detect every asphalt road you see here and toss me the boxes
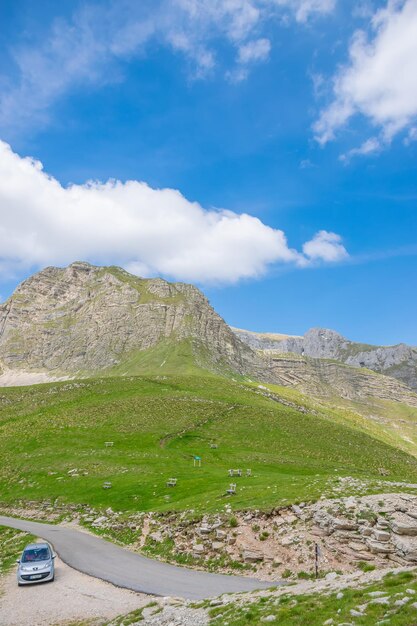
[0,515,273,600]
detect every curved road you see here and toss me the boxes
[0,516,273,600]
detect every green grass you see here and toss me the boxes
[253,380,417,458]
[208,569,417,625]
[0,525,35,576]
[1,374,417,514]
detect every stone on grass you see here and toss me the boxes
[370,597,390,605]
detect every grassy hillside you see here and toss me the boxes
[206,569,417,626]
[1,375,417,514]
[253,382,417,458]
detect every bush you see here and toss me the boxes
[358,561,376,573]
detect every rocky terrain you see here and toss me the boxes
[6,488,417,583]
[233,326,417,391]
[0,262,258,379]
[0,262,416,412]
[266,353,417,407]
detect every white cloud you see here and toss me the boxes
[0,0,336,133]
[314,0,417,146]
[273,0,336,23]
[404,126,417,145]
[302,230,348,262]
[0,141,347,284]
[339,136,381,162]
[238,38,271,63]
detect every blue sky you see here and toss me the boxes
[0,0,416,345]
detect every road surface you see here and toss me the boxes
[0,515,273,600]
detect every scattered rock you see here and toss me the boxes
[242,549,264,563]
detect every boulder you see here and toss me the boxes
[367,539,394,554]
[373,529,391,542]
[392,536,417,562]
[390,513,417,536]
[332,519,358,531]
[192,544,205,555]
[242,549,264,562]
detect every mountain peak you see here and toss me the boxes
[0,262,254,378]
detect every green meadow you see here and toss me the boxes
[206,569,417,626]
[1,374,417,514]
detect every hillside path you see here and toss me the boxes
[0,515,271,600]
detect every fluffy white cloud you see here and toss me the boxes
[0,0,336,133]
[314,0,417,146]
[0,141,347,284]
[302,230,348,262]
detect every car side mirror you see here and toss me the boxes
[52,554,56,559]
[16,559,20,564]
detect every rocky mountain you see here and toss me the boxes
[0,262,416,412]
[233,326,417,391]
[0,262,258,379]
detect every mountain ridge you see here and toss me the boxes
[0,262,416,413]
[232,326,417,391]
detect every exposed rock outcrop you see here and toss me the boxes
[233,327,417,391]
[0,262,258,377]
[266,353,417,407]
[1,262,416,411]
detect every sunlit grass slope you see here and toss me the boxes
[1,375,417,514]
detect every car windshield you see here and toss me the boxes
[21,547,50,563]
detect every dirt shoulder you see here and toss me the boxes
[0,556,147,626]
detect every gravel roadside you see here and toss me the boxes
[0,556,148,626]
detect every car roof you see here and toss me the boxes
[23,543,50,550]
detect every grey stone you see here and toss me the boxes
[242,549,264,562]
[390,513,417,536]
[367,539,394,554]
[373,530,391,542]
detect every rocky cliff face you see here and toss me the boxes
[265,352,417,407]
[1,262,416,411]
[233,327,417,391]
[0,262,257,377]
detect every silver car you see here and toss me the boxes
[16,542,56,585]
